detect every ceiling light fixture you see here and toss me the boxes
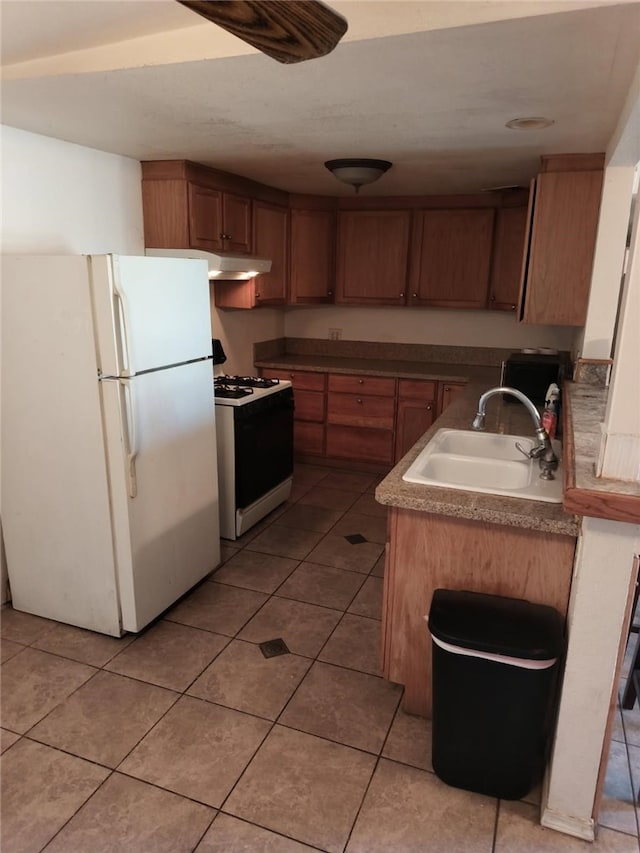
[324,158,392,193]
[506,117,555,130]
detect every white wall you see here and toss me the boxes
[211,301,284,375]
[285,305,577,351]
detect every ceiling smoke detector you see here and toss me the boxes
[506,117,555,130]
[325,158,392,193]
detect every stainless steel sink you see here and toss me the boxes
[402,428,563,503]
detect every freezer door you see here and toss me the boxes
[101,359,220,631]
[90,254,213,376]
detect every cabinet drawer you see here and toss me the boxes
[398,379,437,400]
[294,422,325,456]
[327,393,395,430]
[329,374,396,397]
[262,368,326,392]
[295,390,326,422]
[326,425,394,464]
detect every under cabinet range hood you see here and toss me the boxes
[145,248,271,281]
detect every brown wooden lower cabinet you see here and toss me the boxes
[395,379,437,462]
[326,424,394,465]
[294,421,325,456]
[438,381,467,413]
[381,507,576,718]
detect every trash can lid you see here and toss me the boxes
[428,589,565,660]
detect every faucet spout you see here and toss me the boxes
[471,386,559,480]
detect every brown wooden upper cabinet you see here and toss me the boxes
[335,210,412,305]
[289,209,336,304]
[408,209,495,309]
[489,205,528,312]
[251,201,288,305]
[519,154,604,326]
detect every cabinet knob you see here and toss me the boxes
[426,404,432,410]
[358,379,364,384]
[357,398,363,404]
[255,293,261,298]
[412,293,418,298]
[444,386,450,391]
[399,292,405,298]
[490,295,496,302]
[289,373,294,379]
[510,304,516,310]
[327,290,333,296]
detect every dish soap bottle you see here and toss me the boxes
[542,383,560,440]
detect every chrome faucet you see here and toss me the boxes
[471,386,559,480]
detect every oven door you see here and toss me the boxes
[233,388,294,510]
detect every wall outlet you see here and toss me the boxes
[328,328,342,340]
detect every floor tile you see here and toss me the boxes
[321,471,378,492]
[289,481,314,502]
[244,525,324,561]
[1,728,20,752]
[0,637,25,663]
[44,772,214,853]
[33,622,135,667]
[306,532,384,574]
[0,738,109,853]
[382,707,433,772]
[330,511,388,545]
[29,670,178,767]
[105,620,228,691]
[280,661,401,752]
[496,800,638,851]
[599,740,638,836]
[346,757,496,852]
[166,582,268,636]
[225,725,376,853]
[319,613,383,676]
[212,549,299,593]
[348,576,384,620]
[371,554,385,577]
[612,706,626,743]
[196,813,316,852]
[120,695,270,807]
[0,607,57,644]
[274,502,344,532]
[623,702,640,748]
[276,561,366,610]
[0,647,95,733]
[292,464,332,487]
[628,742,640,799]
[188,638,311,719]
[350,491,389,518]
[220,542,240,564]
[298,485,360,512]
[239,596,342,658]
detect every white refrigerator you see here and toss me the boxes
[2,254,221,636]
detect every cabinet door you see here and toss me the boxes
[326,425,394,465]
[520,170,603,325]
[489,206,527,312]
[187,184,224,251]
[438,381,467,415]
[253,202,288,305]
[222,193,252,254]
[290,209,336,304]
[336,211,411,305]
[395,380,437,461]
[409,209,494,308]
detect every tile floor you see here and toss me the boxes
[1,462,639,852]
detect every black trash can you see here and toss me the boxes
[428,588,565,800]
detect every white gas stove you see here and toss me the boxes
[213,374,294,539]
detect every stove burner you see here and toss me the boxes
[214,383,254,399]
[220,375,280,389]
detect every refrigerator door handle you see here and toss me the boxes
[120,379,138,498]
[114,285,132,377]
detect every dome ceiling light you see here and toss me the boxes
[324,158,392,193]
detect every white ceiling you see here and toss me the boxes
[1,1,640,196]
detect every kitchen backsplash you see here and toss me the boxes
[253,337,564,367]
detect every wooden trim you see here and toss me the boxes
[517,177,537,322]
[289,193,338,210]
[336,193,505,211]
[593,555,640,821]
[541,153,605,173]
[562,385,640,524]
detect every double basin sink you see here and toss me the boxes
[402,428,563,503]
